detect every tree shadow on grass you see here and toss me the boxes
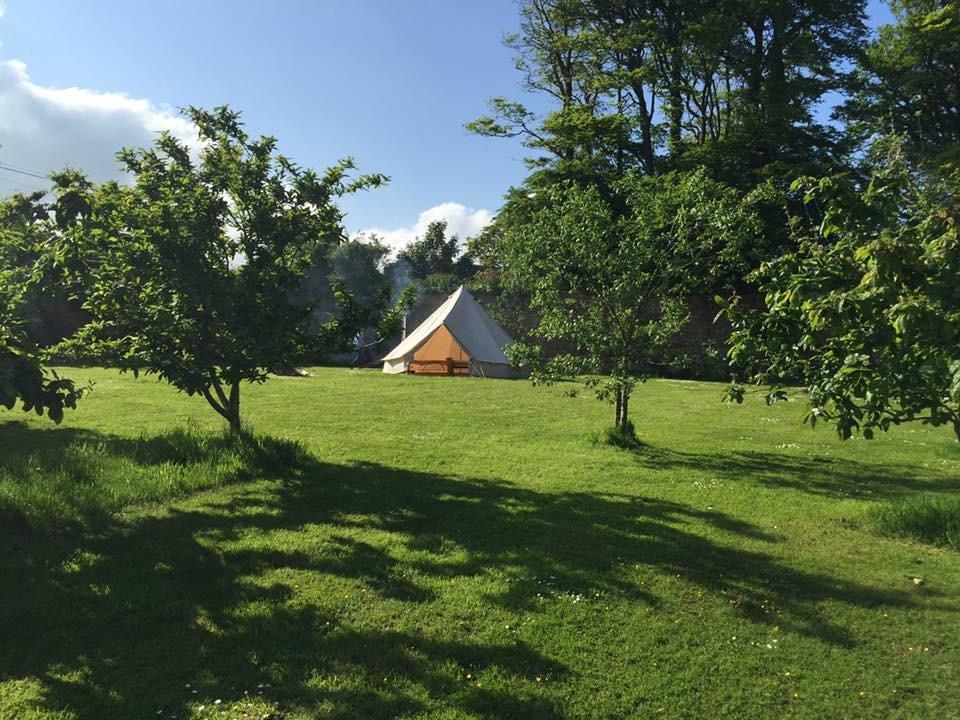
[628,441,960,499]
[263,461,936,646]
[0,426,946,718]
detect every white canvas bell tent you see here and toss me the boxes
[382,286,524,378]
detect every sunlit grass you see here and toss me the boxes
[1,367,959,719]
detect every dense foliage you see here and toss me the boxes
[726,143,960,440]
[296,235,416,353]
[466,0,960,444]
[0,325,82,424]
[722,1,960,443]
[468,0,867,187]
[0,193,84,422]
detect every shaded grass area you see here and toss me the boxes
[871,495,960,551]
[0,422,307,530]
[627,442,960,500]
[2,367,960,719]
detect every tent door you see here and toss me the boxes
[409,324,471,375]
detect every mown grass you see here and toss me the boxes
[0,424,307,530]
[1,367,959,719]
[872,495,960,551]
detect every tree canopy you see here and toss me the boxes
[396,220,476,295]
[468,0,867,187]
[503,169,761,437]
[465,0,960,447]
[841,1,960,168]
[723,3,960,443]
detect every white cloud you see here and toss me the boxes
[0,57,494,254]
[358,202,494,254]
[0,59,198,192]
[0,3,6,20]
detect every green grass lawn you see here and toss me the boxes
[2,367,959,719]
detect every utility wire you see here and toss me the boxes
[0,163,49,180]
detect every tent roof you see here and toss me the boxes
[382,286,514,365]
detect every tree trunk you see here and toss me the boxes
[613,388,631,434]
[631,78,656,174]
[668,52,683,157]
[766,17,786,132]
[953,418,960,443]
[747,20,764,108]
[202,380,242,434]
[665,12,685,159]
[619,390,630,434]
[227,381,241,434]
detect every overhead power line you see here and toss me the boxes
[0,163,49,180]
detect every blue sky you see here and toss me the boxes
[0,0,894,247]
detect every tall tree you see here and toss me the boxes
[467,0,642,183]
[469,0,868,187]
[690,0,867,183]
[840,0,960,168]
[329,237,393,307]
[51,106,386,433]
[396,220,475,293]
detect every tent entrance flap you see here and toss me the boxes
[409,324,470,375]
